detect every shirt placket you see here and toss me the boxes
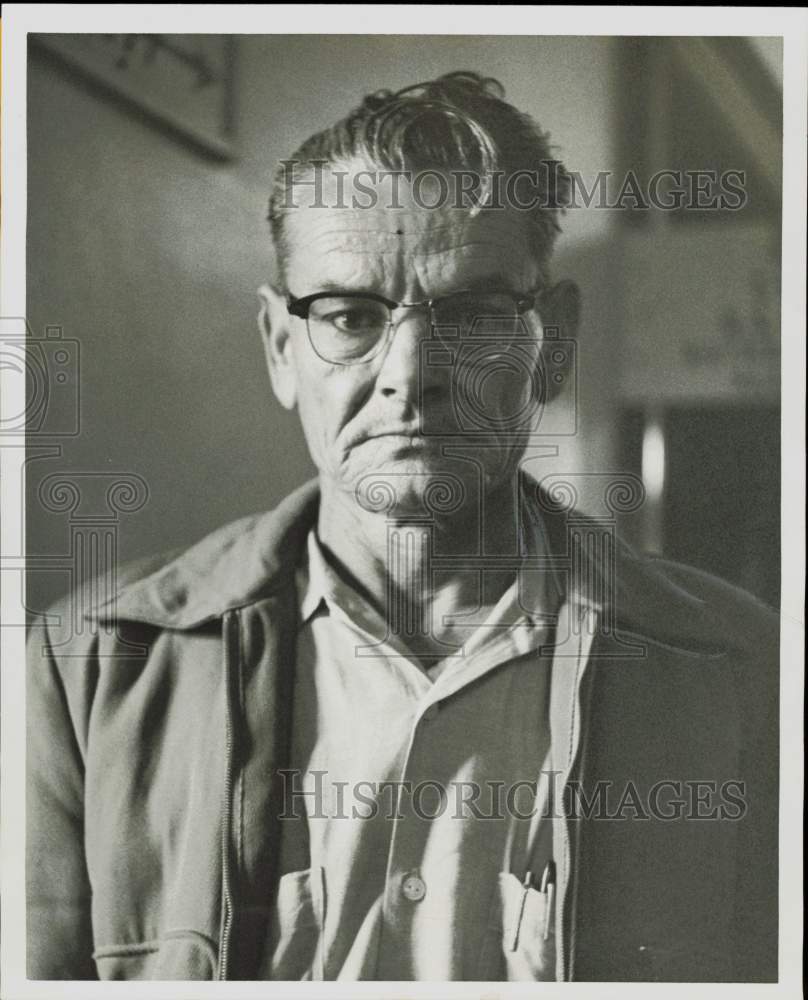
[375,693,446,980]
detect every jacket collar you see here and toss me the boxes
[90,480,321,630]
[89,476,749,656]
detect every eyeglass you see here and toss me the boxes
[286,288,539,365]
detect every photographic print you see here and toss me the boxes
[1,6,804,997]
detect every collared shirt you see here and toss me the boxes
[263,526,562,981]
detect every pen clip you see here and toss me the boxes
[540,860,556,941]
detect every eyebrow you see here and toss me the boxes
[467,273,523,293]
[305,274,524,298]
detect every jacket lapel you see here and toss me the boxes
[87,481,320,629]
[548,599,598,981]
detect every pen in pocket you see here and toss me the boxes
[540,859,556,941]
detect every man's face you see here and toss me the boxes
[261,166,547,515]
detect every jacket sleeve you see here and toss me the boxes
[27,615,98,979]
[731,631,779,982]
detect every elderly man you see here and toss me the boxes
[27,72,778,982]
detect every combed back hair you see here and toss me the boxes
[267,71,571,286]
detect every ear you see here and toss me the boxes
[257,284,297,410]
[536,279,582,403]
[537,279,581,338]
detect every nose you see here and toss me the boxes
[376,307,438,401]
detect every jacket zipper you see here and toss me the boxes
[218,609,241,980]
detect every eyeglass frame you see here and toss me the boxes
[285,287,541,366]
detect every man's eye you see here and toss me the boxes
[309,297,388,336]
[330,308,383,334]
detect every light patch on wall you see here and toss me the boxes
[642,417,666,503]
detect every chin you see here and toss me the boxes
[337,436,518,516]
[345,453,475,520]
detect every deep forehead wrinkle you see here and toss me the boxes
[283,203,537,297]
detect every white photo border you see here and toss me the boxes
[2,5,805,999]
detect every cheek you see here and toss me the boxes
[454,344,542,426]
[293,362,363,464]
[296,374,339,442]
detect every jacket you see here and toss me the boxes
[26,479,779,981]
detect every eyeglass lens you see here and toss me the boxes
[306,292,529,363]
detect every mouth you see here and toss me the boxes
[348,427,446,457]
[344,416,457,455]
[362,425,425,441]
[363,430,429,448]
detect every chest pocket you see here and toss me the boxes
[478,872,556,981]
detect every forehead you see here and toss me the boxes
[281,164,538,294]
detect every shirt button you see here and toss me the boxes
[422,703,439,722]
[401,872,427,902]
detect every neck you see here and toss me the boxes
[317,474,523,656]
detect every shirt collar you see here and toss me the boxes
[93,474,747,661]
[296,487,563,630]
[296,529,331,625]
